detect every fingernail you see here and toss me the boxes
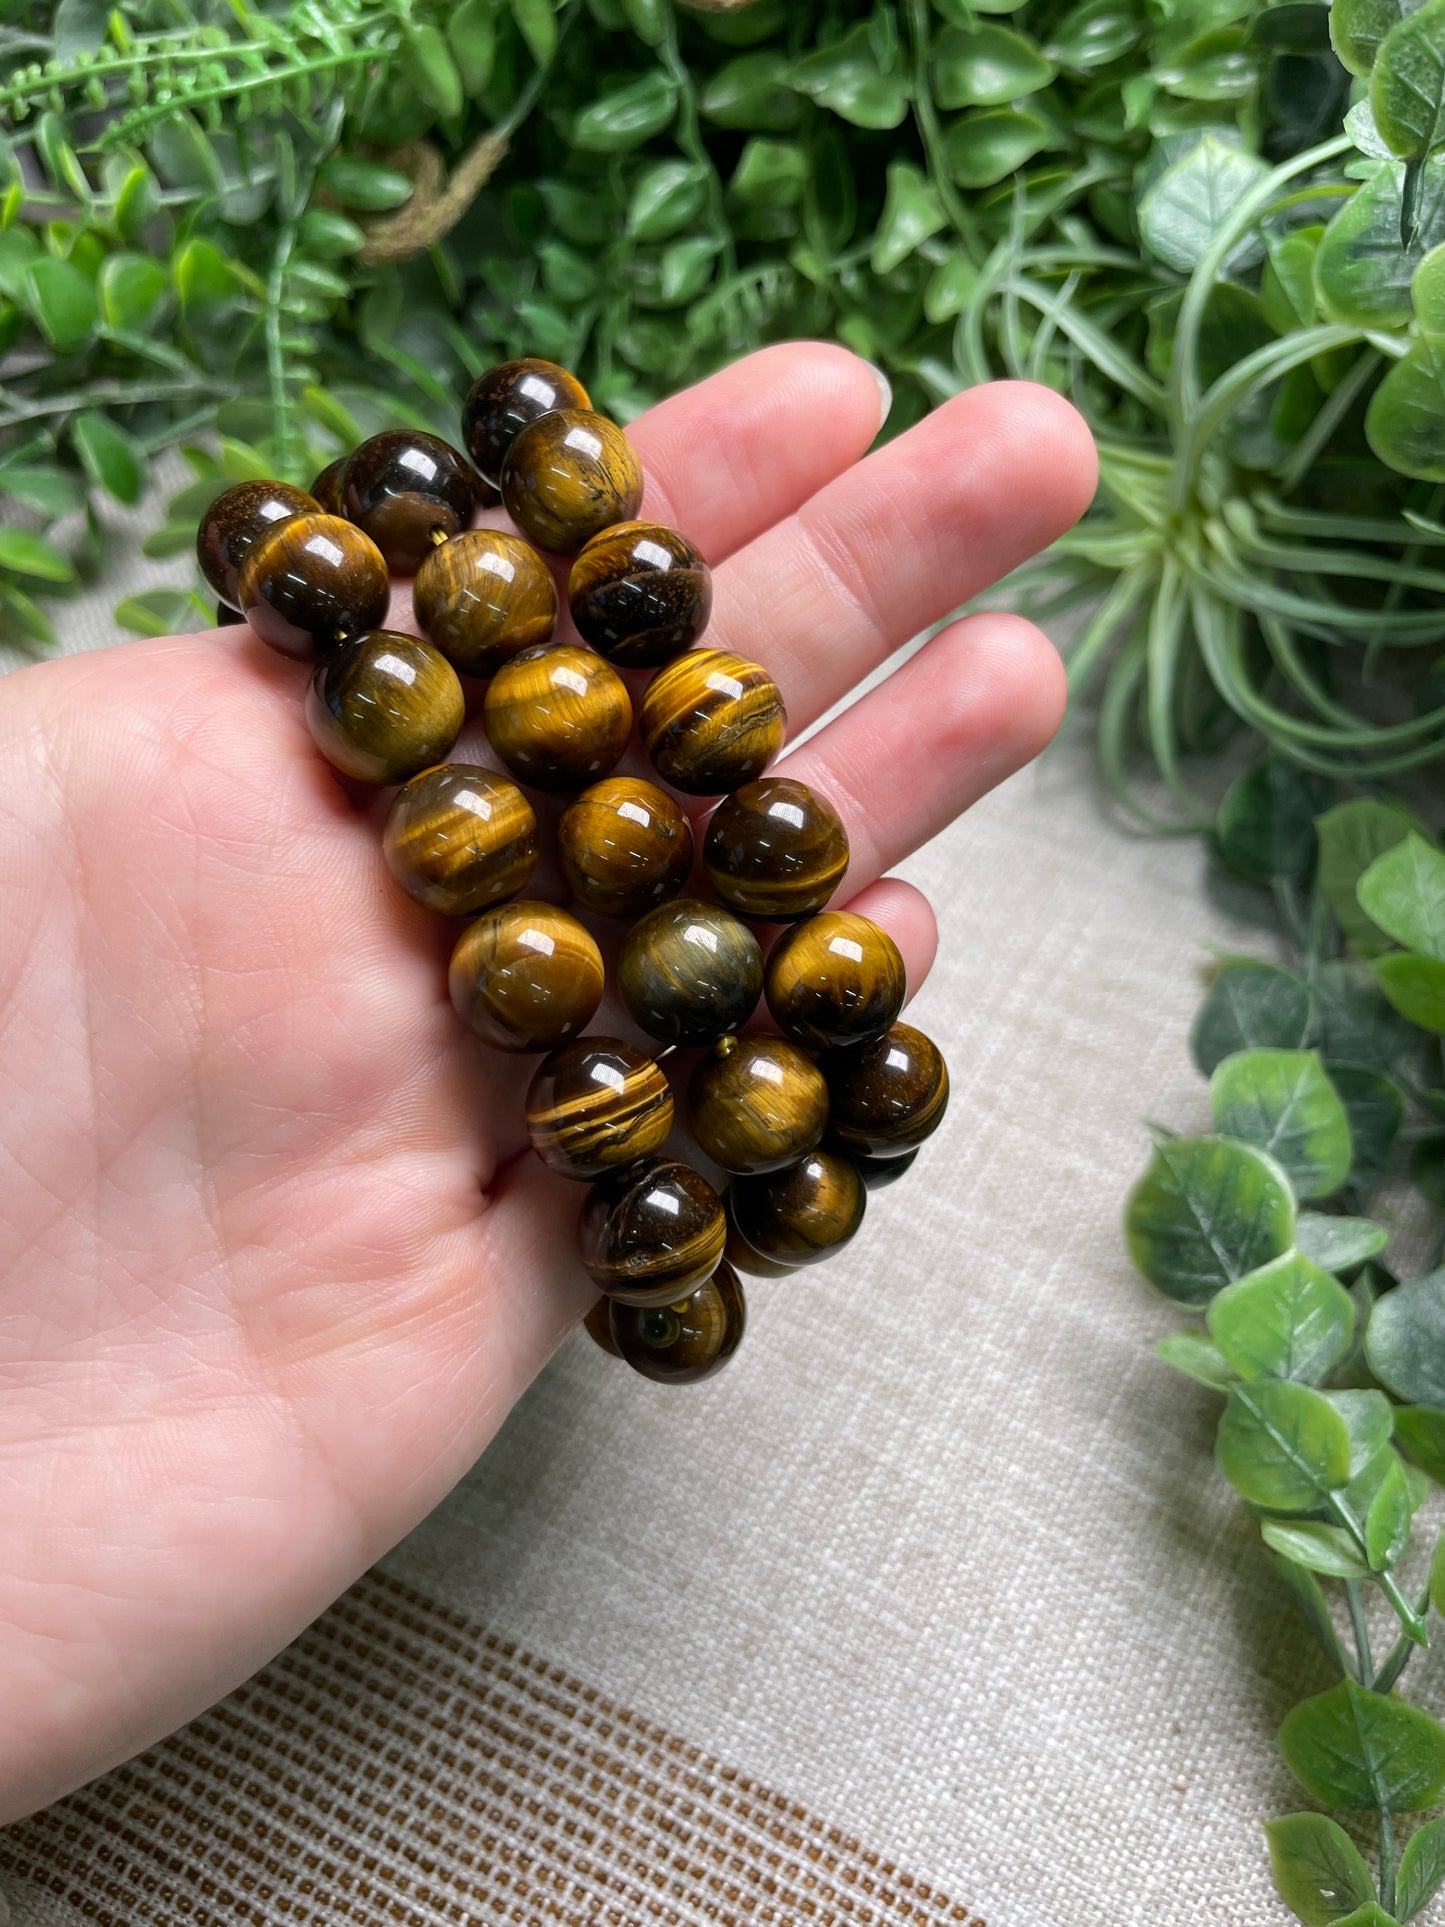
[864,359,893,431]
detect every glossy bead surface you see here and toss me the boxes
[723,1199,794,1278]
[341,430,478,574]
[704,778,849,922]
[556,776,694,919]
[619,899,762,1046]
[608,1263,746,1385]
[852,1146,921,1191]
[526,1038,674,1182]
[412,528,556,678]
[500,409,644,555]
[449,902,604,1052]
[765,911,906,1051]
[688,1034,829,1176]
[639,648,786,796]
[463,357,591,483]
[824,1022,950,1158]
[483,643,632,792]
[382,764,538,915]
[216,602,246,627]
[310,457,347,516]
[583,1296,623,1358]
[237,512,391,662]
[578,1158,727,1305]
[305,630,464,783]
[730,1149,865,1268]
[196,479,319,609]
[568,521,712,668]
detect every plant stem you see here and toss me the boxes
[1346,1580,1374,1685]
[904,0,983,265]
[1380,1801,1397,1917]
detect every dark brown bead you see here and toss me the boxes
[568,521,712,668]
[730,1149,865,1268]
[526,1037,674,1181]
[236,512,391,662]
[216,602,246,627]
[823,1022,950,1158]
[723,1198,794,1278]
[556,776,694,919]
[639,648,786,796]
[310,457,347,516]
[851,1146,921,1191]
[483,643,632,792]
[609,1263,746,1385]
[618,899,762,1046]
[688,1034,829,1176]
[583,1296,623,1358]
[449,902,604,1053]
[196,479,319,610]
[578,1158,726,1305]
[341,430,478,574]
[765,911,906,1052]
[305,630,464,783]
[463,357,591,484]
[382,764,538,915]
[501,409,644,555]
[704,778,849,922]
[412,529,557,678]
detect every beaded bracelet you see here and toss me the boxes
[196,357,950,1388]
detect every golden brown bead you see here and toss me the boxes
[449,902,604,1052]
[500,409,644,555]
[305,630,464,783]
[578,1158,727,1305]
[341,430,478,574]
[237,512,391,662]
[703,778,849,922]
[639,648,786,796]
[608,1263,746,1384]
[730,1149,866,1268]
[619,899,763,1046]
[583,1296,623,1358]
[526,1037,674,1181]
[688,1034,829,1176]
[310,457,347,516]
[852,1147,921,1191]
[463,357,591,483]
[765,911,906,1051]
[412,529,557,678]
[568,521,712,668]
[196,479,320,610]
[483,643,632,792]
[382,764,538,915]
[556,776,694,919]
[823,1022,950,1158]
[723,1198,794,1278]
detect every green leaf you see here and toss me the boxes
[0,464,83,519]
[574,73,677,151]
[1261,1520,1373,1578]
[174,239,240,329]
[1432,1527,1445,1615]
[1215,760,1319,881]
[925,252,980,323]
[97,252,169,334]
[1281,1678,1445,1811]
[1046,0,1141,70]
[1217,1378,1353,1509]
[1211,1050,1354,1200]
[1333,1906,1406,1926]
[114,588,204,638]
[297,210,366,260]
[112,164,159,242]
[1266,1812,1378,1925]
[1125,1135,1297,1306]
[1209,1249,1356,1381]
[23,256,97,352]
[1326,1067,1403,1190]
[871,161,946,274]
[0,529,75,582]
[701,53,802,130]
[1330,1389,1397,1479]
[730,137,807,208]
[1192,963,1315,1076]
[942,106,1053,187]
[790,25,911,129]
[1374,952,1445,1031]
[1316,158,1445,327]
[1368,321,1445,479]
[1366,1269,1445,1404]
[1157,1330,1238,1387]
[1270,1549,1358,1671]
[1372,0,1445,158]
[1318,801,1426,957]
[1314,962,1418,1072]
[402,22,464,119]
[1334,0,1426,74]
[1395,1405,1445,1483]
[933,23,1055,106]
[70,412,144,507]
[1357,832,1445,961]
[628,160,709,241]
[320,156,415,212]
[1366,1455,1413,1569]
[447,0,497,95]
[1137,133,1270,274]
[1296,1214,1389,1273]
[1396,1816,1445,1922]
[512,0,558,66]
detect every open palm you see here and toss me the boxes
[0,345,1094,1822]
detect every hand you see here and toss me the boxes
[0,345,1094,1820]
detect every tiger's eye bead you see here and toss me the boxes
[852,1146,921,1191]
[578,1158,727,1305]
[526,1037,673,1181]
[237,513,391,662]
[730,1148,865,1269]
[382,764,538,915]
[556,776,694,919]
[216,602,246,627]
[639,648,786,796]
[584,1296,623,1358]
[196,479,319,609]
[483,643,632,792]
[449,902,604,1052]
[413,529,557,678]
[765,911,906,1052]
[608,1263,746,1385]
[310,457,347,516]
[824,1022,950,1158]
[463,356,591,484]
[501,409,644,555]
[341,430,478,574]
[703,778,849,922]
[305,630,464,783]
[688,1034,829,1176]
[568,522,712,668]
[619,899,762,1046]
[724,1198,794,1278]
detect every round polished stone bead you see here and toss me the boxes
[823,1021,950,1158]
[309,457,347,516]
[851,1146,921,1191]
[568,521,712,668]
[237,512,391,661]
[723,1198,794,1278]
[412,528,557,678]
[382,764,538,915]
[765,910,906,1051]
[483,643,632,792]
[730,1148,865,1268]
[608,1262,746,1385]
[703,777,849,922]
[583,1296,623,1358]
[196,479,319,610]
[216,602,246,627]
[556,776,694,919]
[639,648,786,796]
[463,356,591,484]
[618,899,762,1046]
[500,409,644,555]
[578,1158,727,1305]
[688,1034,829,1176]
[526,1037,674,1181]
[305,630,464,784]
[449,901,604,1053]
[341,430,478,574]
